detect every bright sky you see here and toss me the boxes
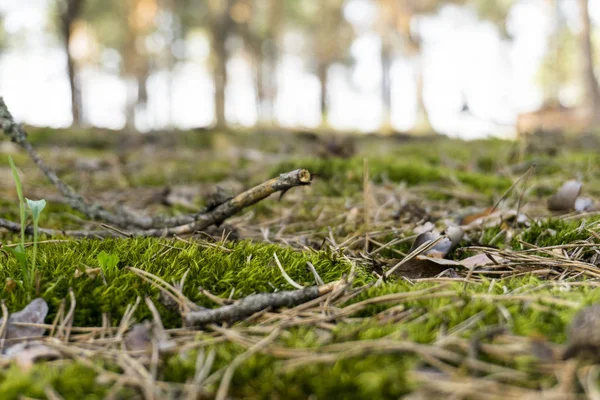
[0,0,596,138]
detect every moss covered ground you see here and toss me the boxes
[1,128,600,398]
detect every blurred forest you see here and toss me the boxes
[1,0,600,137]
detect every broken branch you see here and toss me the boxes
[185,282,338,327]
[0,168,311,237]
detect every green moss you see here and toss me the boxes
[514,217,600,249]
[0,238,369,327]
[272,153,512,197]
[4,129,600,397]
[0,362,114,399]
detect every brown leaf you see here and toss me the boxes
[460,207,494,225]
[548,180,582,212]
[459,253,505,269]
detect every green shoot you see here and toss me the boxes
[8,156,29,290]
[26,198,46,286]
[8,156,25,246]
[97,251,120,282]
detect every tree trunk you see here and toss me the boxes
[414,59,432,133]
[209,0,233,130]
[381,35,392,131]
[60,0,84,126]
[254,49,265,122]
[161,0,178,128]
[262,0,282,123]
[64,35,82,126]
[579,0,600,125]
[545,0,561,106]
[123,13,138,130]
[317,62,329,126]
[213,37,227,129]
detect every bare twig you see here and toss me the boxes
[185,282,338,327]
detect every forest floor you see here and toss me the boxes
[1,126,600,399]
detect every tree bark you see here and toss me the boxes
[60,0,84,126]
[579,0,600,125]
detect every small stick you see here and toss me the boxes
[185,282,338,326]
[0,169,312,237]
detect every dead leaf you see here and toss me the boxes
[459,253,504,269]
[0,298,48,342]
[387,256,462,279]
[461,207,494,225]
[124,322,152,351]
[413,221,435,235]
[548,180,582,212]
[409,227,463,258]
[575,197,594,212]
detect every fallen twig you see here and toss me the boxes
[185,282,338,327]
[0,166,312,238]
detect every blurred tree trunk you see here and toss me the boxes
[414,59,432,133]
[262,0,281,123]
[122,0,155,130]
[314,1,345,127]
[209,0,234,130]
[381,35,392,131]
[545,0,561,106]
[579,0,600,124]
[123,11,139,129]
[378,0,405,132]
[161,0,178,128]
[317,62,329,125]
[59,0,84,126]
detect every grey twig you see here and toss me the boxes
[185,282,337,326]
